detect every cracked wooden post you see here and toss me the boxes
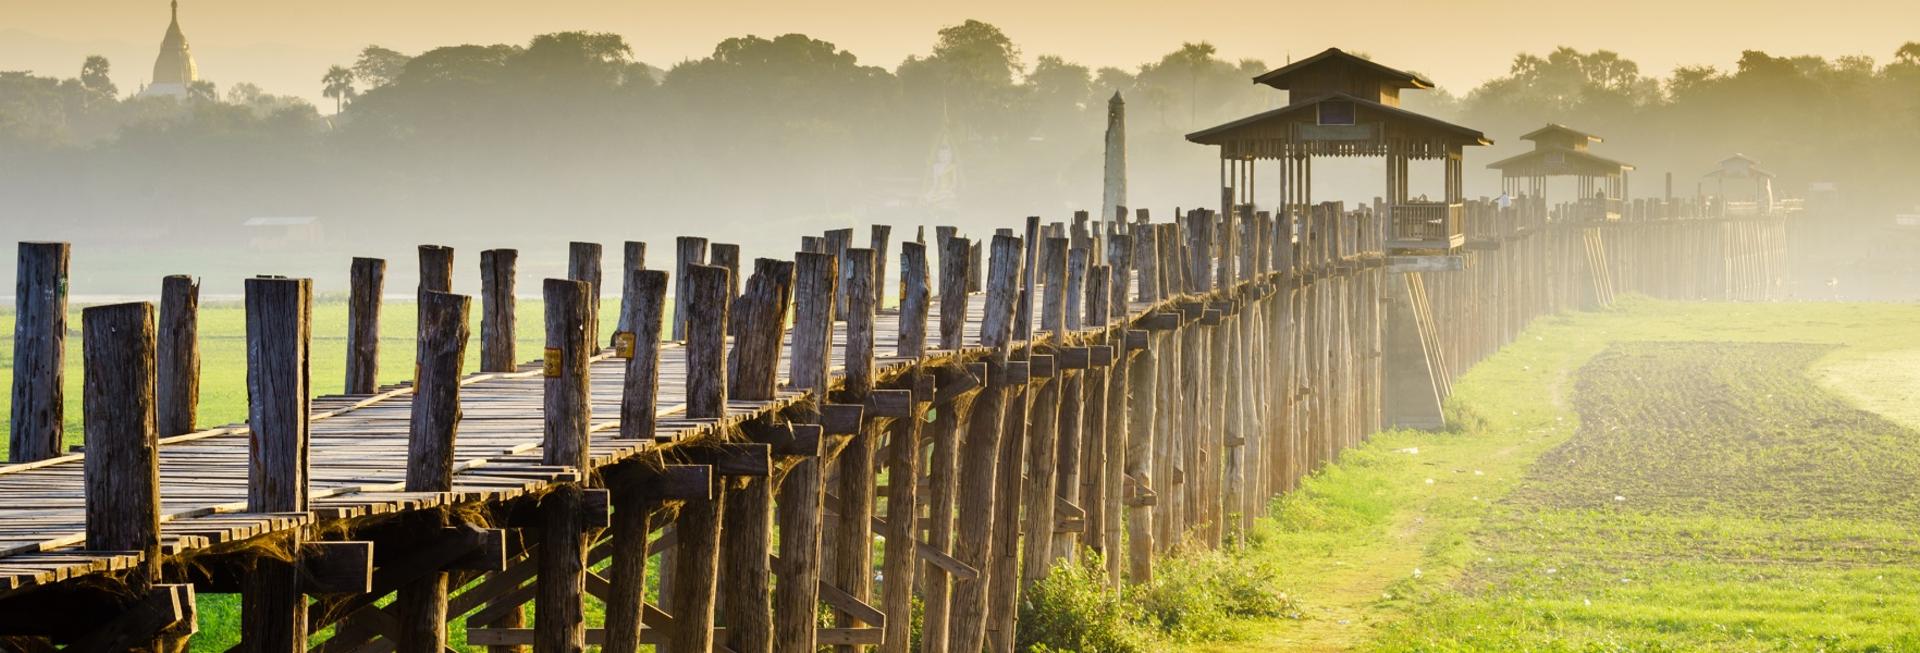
[83,300,189,652]
[776,251,836,653]
[710,243,742,309]
[537,278,590,653]
[671,264,732,653]
[604,269,668,653]
[834,248,879,653]
[947,234,1021,653]
[480,249,517,373]
[870,225,893,307]
[83,301,161,579]
[1080,265,1112,568]
[722,259,795,653]
[1126,325,1157,583]
[157,275,199,436]
[825,228,853,320]
[920,235,970,653]
[879,241,928,653]
[242,276,311,653]
[398,289,470,652]
[568,241,604,353]
[418,244,454,315]
[612,241,647,350]
[672,236,709,341]
[11,241,69,462]
[343,257,383,393]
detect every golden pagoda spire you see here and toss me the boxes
[142,0,198,96]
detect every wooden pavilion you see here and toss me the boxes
[1186,48,1492,253]
[1704,154,1777,215]
[1488,124,1634,221]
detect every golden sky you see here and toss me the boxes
[5,0,1916,102]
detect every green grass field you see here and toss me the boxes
[1186,298,1920,652]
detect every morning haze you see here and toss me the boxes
[2,0,1917,297]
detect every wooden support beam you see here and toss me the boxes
[619,269,669,440]
[65,584,193,653]
[478,249,517,373]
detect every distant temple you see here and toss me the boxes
[138,1,199,98]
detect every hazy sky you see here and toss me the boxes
[5,0,1917,104]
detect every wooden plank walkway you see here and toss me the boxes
[0,280,1137,594]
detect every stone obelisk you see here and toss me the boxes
[1101,92,1127,226]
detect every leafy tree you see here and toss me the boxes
[186,79,217,103]
[352,46,411,88]
[1896,42,1920,66]
[80,55,116,98]
[322,65,356,114]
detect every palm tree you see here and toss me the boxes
[322,65,356,115]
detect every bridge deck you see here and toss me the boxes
[0,284,1153,594]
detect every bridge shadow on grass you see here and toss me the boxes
[1375,342,1920,651]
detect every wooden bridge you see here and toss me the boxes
[0,196,1790,652]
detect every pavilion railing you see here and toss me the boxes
[1387,201,1464,250]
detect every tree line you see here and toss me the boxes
[2,21,1916,260]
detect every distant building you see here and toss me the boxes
[243,217,324,250]
[138,1,199,98]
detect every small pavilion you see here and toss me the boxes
[1704,154,1777,215]
[1186,48,1492,253]
[1488,124,1634,221]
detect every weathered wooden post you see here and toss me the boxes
[673,236,709,340]
[398,290,470,651]
[825,228,854,319]
[11,241,69,462]
[721,258,794,653]
[82,301,161,576]
[710,243,742,308]
[568,242,603,353]
[920,235,970,653]
[618,268,672,437]
[834,248,879,653]
[880,242,928,653]
[671,264,731,652]
[1020,238,1068,589]
[1126,325,1157,583]
[536,278,591,653]
[419,245,454,303]
[480,249,517,372]
[947,234,1021,653]
[156,275,199,436]
[344,257,384,393]
[83,301,198,652]
[612,241,647,349]
[1081,265,1112,564]
[242,276,311,652]
[604,268,667,653]
[775,251,836,652]
[870,225,893,306]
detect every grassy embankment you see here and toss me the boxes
[1180,298,1920,652]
